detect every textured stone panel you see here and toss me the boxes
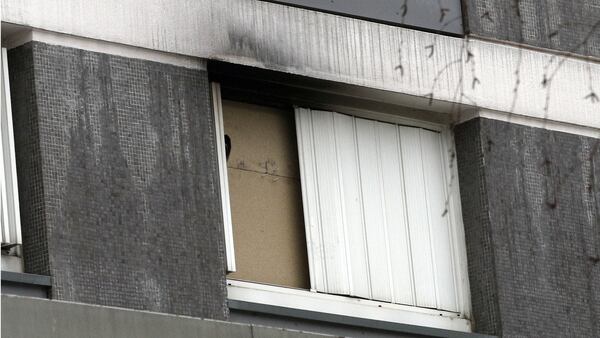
[8,44,50,277]
[8,42,228,319]
[464,0,600,58]
[455,118,600,337]
[454,119,501,335]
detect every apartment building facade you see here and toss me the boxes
[1,1,599,337]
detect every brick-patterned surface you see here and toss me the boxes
[464,0,600,58]
[455,118,600,337]
[8,42,228,319]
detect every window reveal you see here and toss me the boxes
[214,90,468,315]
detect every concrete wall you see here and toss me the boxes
[6,41,48,276]
[464,0,600,58]
[2,0,599,130]
[7,42,228,319]
[1,295,333,338]
[455,118,600,337]
[0,271,51,298]
[230,309,425,338]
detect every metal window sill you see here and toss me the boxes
[1,271,51,286]
[227,279,494,338]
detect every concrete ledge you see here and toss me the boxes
[2,0,599,129]
[1,271,51,286]
[1,271,51,298]
[0,295,334,338]
[229,300,494,338]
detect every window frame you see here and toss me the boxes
[212,83,236,272]
[212,82,472,332]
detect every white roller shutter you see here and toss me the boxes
[0,48,21,247]
[295,108,459,312]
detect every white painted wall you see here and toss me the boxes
[2,0,599,131]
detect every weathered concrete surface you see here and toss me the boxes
[0,295,335,338]
[455,118,600,337]
[8,42,228,319]
[1,0,599,130]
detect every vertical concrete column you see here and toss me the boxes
[8,41,228,319]
[455,118,600,337]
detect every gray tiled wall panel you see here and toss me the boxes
[8,42,228,319]
[455,118,600,337]
[8,43,50,276]
[464,0,600,58]
[454,119,501,335]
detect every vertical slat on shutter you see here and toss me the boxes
[0,120,8,243]
[308,110,350,295]
[0,47,21,245]
[333,113,371,299]
[312,110,349,294]
[355,119,392,302]
[399,126,438,309]
[420,129,458,311]
[0,48,10,244]
[295,108,327,291]
[378,122,415,306]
